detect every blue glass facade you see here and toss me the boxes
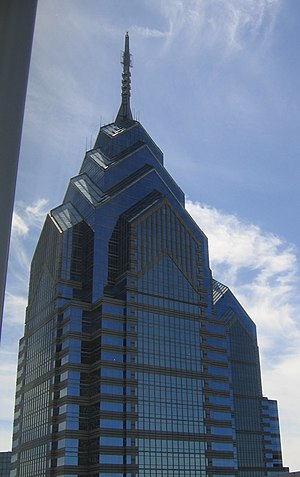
[212,280,288,477]
[0,452,12,477]
[10,35,288,477]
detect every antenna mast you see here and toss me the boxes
[115,32,133,124]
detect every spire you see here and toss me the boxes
[115,32,133,125]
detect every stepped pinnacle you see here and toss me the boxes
[115,32,133,124]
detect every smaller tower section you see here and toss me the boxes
[115,32,133,125]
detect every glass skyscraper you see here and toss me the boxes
[10,33,288,477]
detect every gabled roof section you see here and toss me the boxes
[212,279,229,304]
[94,120,163,165]
[213,279,257,338]
[71,174,107,205]
[86,148,112,169]
[102,123,126,138]
[122,190,163,223]
[50,203,82,231]
[106,164,153,198]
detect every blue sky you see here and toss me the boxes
[1,0,300,470]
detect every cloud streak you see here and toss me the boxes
[132,26,169,38]
[12,198,48,239]
[10,199,49,272]
[148,0,280,56]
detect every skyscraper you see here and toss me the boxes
[10,33,288,477]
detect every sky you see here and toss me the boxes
[1,0,300,470]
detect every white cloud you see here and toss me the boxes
[186,199,300,471]
[149,0,280,55]
[12,212,29,237]
[3,293,27,326]
[132,26,169,38]
[187,200,296,281]
[12,199,48,240]
[263,351,300,471]
[25,198,49,226]
[186,200,300,347]
[0,356,17,418]
[0,425,13,452]
[9,199,49,273]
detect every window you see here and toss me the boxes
[206,336,227,349]
[101,351,124,363]
[102,335,124,346]
[210,411,232,421]
[101,367,124,379]
[99,455,123,464]
[100,419,123,429]
[57,455,78,466]
[100,384,125,395]
[211,442,234,451]
[208,380,229,391]
[207,351,227,362]
[211,426,233,436]
[212,458,236,468]
[100,436,123,446]
[208,365,228,376]
[208,396,231,406]
[58,438,78,450]
[102,319,123,331]
[100,401,124,412]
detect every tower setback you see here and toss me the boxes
[10,34,288,477]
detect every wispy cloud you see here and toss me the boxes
[10,199,49,272]
[25,198,49,227]
[3,293,27,327]
[13,199,48,231]
[263,351,300,468]
[12,213,29,237]
[132,26,170,38]
[187,200,296,283]
[12,199,48,237]
[0,355,18,418]
[149,0,280,55]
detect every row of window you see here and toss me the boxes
[137,439,205,452]
[137,311,201,333]
[53,474,234,477]
[136,420,204,432]
[136,290,200,313]
[137,403,203,419]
